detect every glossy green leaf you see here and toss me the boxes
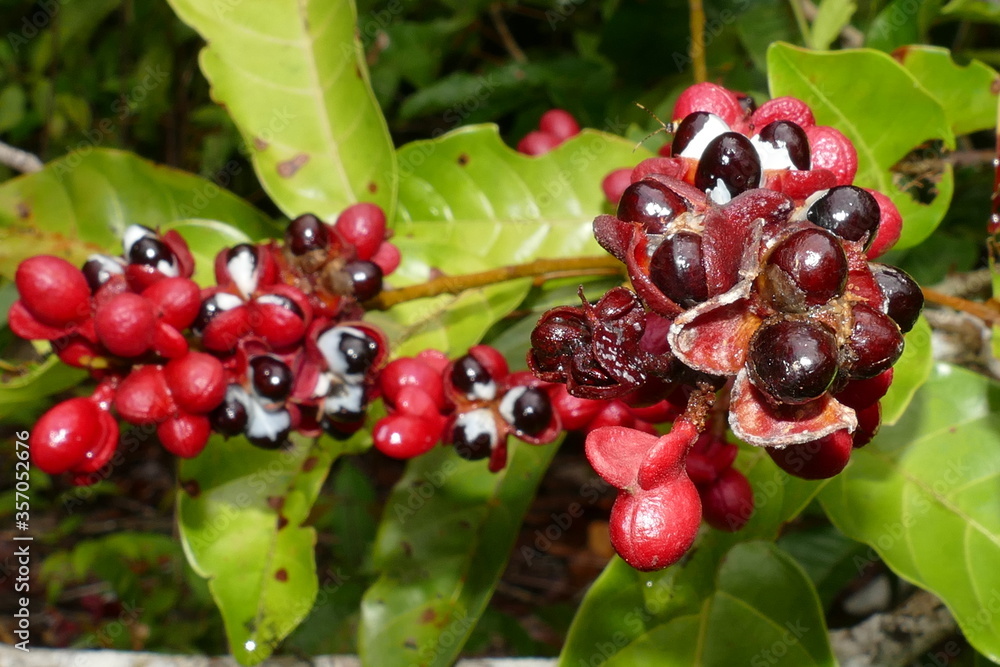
[767,43,955,250]
[896,45,1000,136]
[881,315,934,426]
[560,441,826,665]
[359,438,561,667]
[811,0,857,50]
[820,363,1000,663]
[178,431,368,665]
[166,0,396,220]
[0,149,275,276]
[372,125,648,356]
[562,542,835,666]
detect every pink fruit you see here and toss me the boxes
[539,109,580,142]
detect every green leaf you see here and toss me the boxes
[778,525,870,610]
[865,0,943,52]
[767,43,955,250]
[178,431,368,665]
[560,443,826,664]
[820,363,1000,663]
[0,356,87,423]
[359,438,561,667]
[561,542,835,666]
[166,0,396,220]
[880,315,934,426]
[811,0,857,50]
[0,149,274,276]
[370,125,648,356]
[895,45,1000,136]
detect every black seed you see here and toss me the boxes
[649,232,708,308]
[286,214,330,255]
[671,111,716,156]
[343,260,383,301]
[757,120,811,170]
[209,390,249,436]
[806,186,880,247]
[128,236,175,268]
[871,264,923,333]
[510,388,552,436]
[338,331,379,376]
[451,355,492,396]
[250,356,293,401]
[694,132,762,201]
[748,319,839,404]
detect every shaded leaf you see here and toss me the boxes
[881,315,934,426]
[0,149,274,277]
[767,43,955,250]
[359,439,561,667]
[820,363,1000,663]
[811,0,857,50]
[166,0,396,219]
[0,355,87,423]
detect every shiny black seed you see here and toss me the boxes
[343,260,383,301]
[452,419,494,461]
[843,305,904,379]
[82,257,121,293]
[806,186,880,248]
[250,356,293,401]
[649,231,708,308]
[694,132,762,201]
[451,355,493,396]
[616,179,689,235]
[510,388,552,436]
[209,390,248,437]
[337,331,379,376]
[871,264,923,333]
[671,111,715,156]
[761,228,848,311]
[748,319,839,404]
[757,120,810,170]
[286,214,330,255]
[128,236,175,268]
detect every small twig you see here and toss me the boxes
[688,0,707,83]
[365,256,625,310]
[800,0,865,47]
[922,286,1000,325]
[489,3,527,64]
[788,0,812,48]
[0,140,43,173]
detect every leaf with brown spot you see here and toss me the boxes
[177,431,370,665]
[166,0,396,219]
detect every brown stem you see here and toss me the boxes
[364,256,625,310]
[922,287,1000,324]
[489,3,527,64]
[689,0,707,83]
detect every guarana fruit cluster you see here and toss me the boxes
[528,82,924,571]
[13,83,923,575]
[14,204,398,483]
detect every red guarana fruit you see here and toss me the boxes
[94,293,157,358]
[15,256,92,326]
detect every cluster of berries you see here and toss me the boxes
[13,204,398,483]
[373,345,561,472]
[516,109,581,156]
[529,82,924,570]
